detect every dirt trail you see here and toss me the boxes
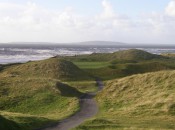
[37,80,103,130]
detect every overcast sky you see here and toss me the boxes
[0,0,175,44]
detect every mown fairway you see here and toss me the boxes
[73,62,110,69]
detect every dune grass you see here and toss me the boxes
[1,57,93,81]
[0,58,93,129]
[73,116,175,130]
[0,77,81,129]
[161,53,175,58]
[73,70,175,130]
[0,111,53,130]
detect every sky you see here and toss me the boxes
[0,0,175,44]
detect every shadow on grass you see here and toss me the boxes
[0,115,22,130]
[56,82,83,98]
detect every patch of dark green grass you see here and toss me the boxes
[0,115,21,130]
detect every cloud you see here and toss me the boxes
[0,0,128,42]
[101,0,115,19]
[0,0,175,44]
[165,0,175,17]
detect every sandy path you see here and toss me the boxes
[37,80,103,130]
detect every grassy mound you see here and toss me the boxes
[74,70,175,130]
[97,70,175,116]
[88,49,164,62]
[0,78,81,114]
[0,78,81,129]
[1,57,92,81]
[111,49,164,61]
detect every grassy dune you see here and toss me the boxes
[0,58,94,130]
[66,49,166,62]
[1,58,92,81]
[74,70,175,130]
[65,49,175,80]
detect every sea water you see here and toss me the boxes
[0,44,175,64]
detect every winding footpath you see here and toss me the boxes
[38,80,103,130]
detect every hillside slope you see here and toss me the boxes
[1,57,92,81]
[97,70,175,116]
[75,70,175,130]
[0,58,91,129]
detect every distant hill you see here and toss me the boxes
[76,41,125,46]
[1,41,175,49]
[5,41,125,46]
[0,41,126,49]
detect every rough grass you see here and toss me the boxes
[65,49,166,62]
[73,70,175,130]
[0,58,92,129]
[161,53,175,58]
[0,111,52,130]
[73,116,175,130]
[97,70,175,117]
[0,77,81,129]
[110,49,165,61]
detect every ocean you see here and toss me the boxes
[0,44,175,64]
